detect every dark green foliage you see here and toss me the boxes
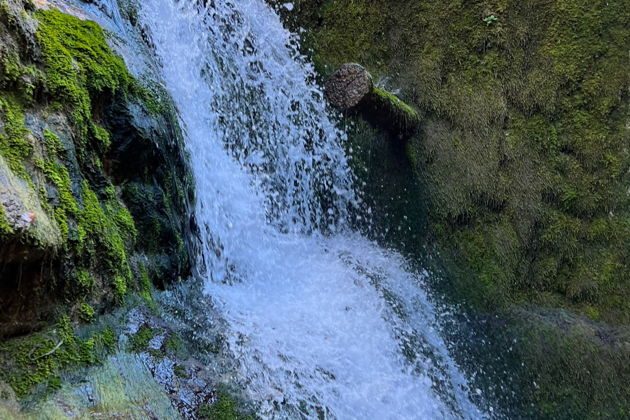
[35,156,78,238]
[451,309,630,419]
[78,303,95,323]
[516,318,630,418]
[78,181,135,301]
[0,4,139,310]
[0,200,12,237]
[0,41,43,105]
[357,87,421,140]
[94,328,117,353]
[345,118,428,248]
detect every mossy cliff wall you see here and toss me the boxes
[274,0,630,323]
[269,0,630,418]
[0,0,193,399]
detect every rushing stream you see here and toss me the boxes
[136,0,486,418]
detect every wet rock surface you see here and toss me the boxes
[0,0,194,338]
[0,295,231,419]
[125,306,217,419]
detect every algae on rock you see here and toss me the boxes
[0,0,194,402]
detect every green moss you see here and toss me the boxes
[35,8,131,139]
[43,129,63,155]
[91,123,110,152]
[138,265,154,306]
[0,316,96,397]
[459,308,630,419]
[0,1,10,22]
[287,0,630,415]
[104,185,116,199]
[366,87,421,137]
[0,4,189,405]
[78,182,135,300]
[127,325,157,353]
[0,52,20,85]
[0,96,30,177]
[78,303,95,323]
[17,6,150,318]
[94,328,117,353]
[199,391,254,420]
[0,47,43,104]
[0,317,121,400]
[35,157,78,238]
[107,200,137,242]
[310,0,389,76]
[0,201,13,237]
[451,225,513,309]
[373,88,417,117]
[516,313,630,418]
[128,78,171,116]
[112,276,127,300]
[303,0,630,323]
[0,0,19,29]
[75,269,95,290]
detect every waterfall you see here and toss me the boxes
[138,0,486,418]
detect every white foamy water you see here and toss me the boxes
[138,0,486,418]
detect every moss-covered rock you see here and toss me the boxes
[0,0,193,401]
[273,0,630,322]
[199,390,255,420]
[325,63,421,140]
[2,352,183,419]
[449,308,630,419]
[0,315,116,398]
[273,0,630,417]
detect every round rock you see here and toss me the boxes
[324,63,373,109]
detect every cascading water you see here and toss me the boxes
[139,0,487,418]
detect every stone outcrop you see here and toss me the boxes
[0,0,193,337]
[325,63,421,140]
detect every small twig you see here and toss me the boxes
[34,340,64,360]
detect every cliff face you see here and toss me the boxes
[0,0,193,398]
[274,0,630,324]
[269,0,630,417]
